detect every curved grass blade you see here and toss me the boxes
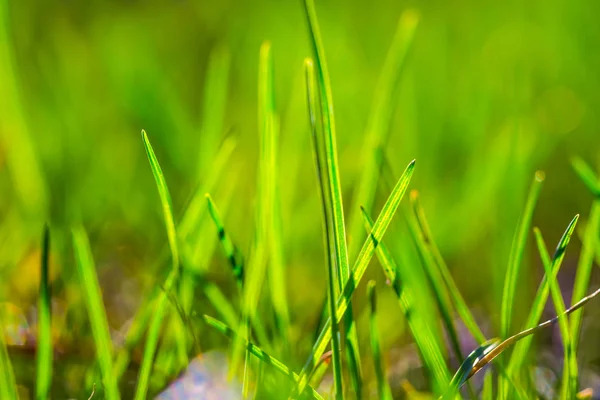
[203,315,324,400]
[72,226,120,400]
[367,281,393,400]
[500,171,545,338]
[347,9,419,262]
[206,193,244,289]
[571,157,600,197]
[505,215,578,384]
[302,0,363,393]
[36,225,52,399]
[134,130,183,400]
[305,57,343,399]
[446,281,600,396]
[360,207,451,392]
[291,158,416,398]
[533,227,576,399]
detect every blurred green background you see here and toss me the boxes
[1,0,600,397]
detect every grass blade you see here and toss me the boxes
[571,157,600,197]
[305,57,344,399]
[568,159,600,391]
[72,226,120,400]
[0,320,18,399]
[360,207,451,392]
[447,281,600,396]
[202,314,324,400]
[496,215,578,396]
[292,158,416,397]
[409,190,486,344]
[134,130,183,400]
[301,0,363,393]
[482,370,493,400]
[533,227,576,399]
[347,9,419,262]
[206,193,244,290]
[367,281,393,400]
[500,171,545,338]
[36,225,52,399]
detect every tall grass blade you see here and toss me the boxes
[305,57,344,399]
[291,158,416,398]
[347,9,419,262]
[72,226,120,400]
[367,281,393,400]
[36,225,52,399]
[360,207,451,393]
[500,171,545,338]
[134,130,183,400]
[202,314,324,400]
[482,370,493,400]
[533,227,576,399]
[410,190,486,344]
[568,159,600,392]
[302,0,363,393]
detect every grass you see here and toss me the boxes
[3,1,600,399]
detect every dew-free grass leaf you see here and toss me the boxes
[568,160,600,392]
[533,227,576,399]
[36,225,52,400]
[501,171,545,338]
[571,157,600,197]
[305,57,344,399]
[347,9,419,263]
[292,158,416,397]
[0,319,18,399]
[202,314,324,400]
[206,193,244,289]
[301,0,362,392]
[72,226,120,400]
[409,190,486,344]
[446,280,600,397]
[367,281,393,400]
[135,130,183,400]
[360,207,451,392]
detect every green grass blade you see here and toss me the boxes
[367,281,393,400]
[360,208,451,393]
[409,190,486,344]
[134,130,183,400]
[231,41,279,390]
[568,159,600,384]
[196,45,231,178]
[533,227,576,399]
[206,193,244,289]
[404,199,464,362]
[0,320,18,399]
[347,9,419,262]
[292,158,416,397]
[36,225,52,399]
[305,57,344,399]
[202,315,324,400]
[179,136,237,240]
[482,370,493,400]
[571,157,600,197]
[500,171,545,338]
[302,0,363,392]
[72,226,120,400]
[504,215,578,391]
